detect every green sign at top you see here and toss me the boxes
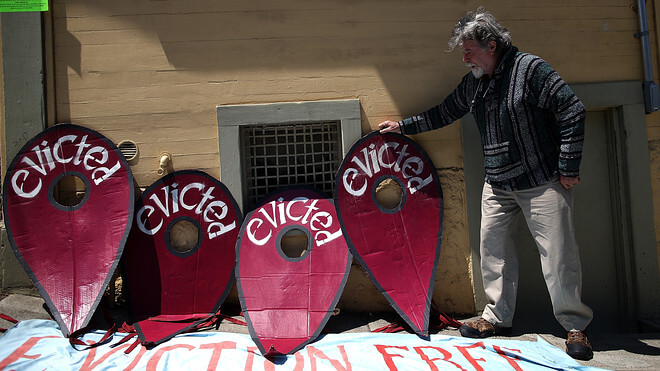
[0,0,48,12]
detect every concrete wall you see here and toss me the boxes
[4,0,660,314]
[0,12,47,292]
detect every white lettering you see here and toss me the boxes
[138,181,238,241]
[401,156,424,178]
[180,182,204,210]
[341,141,434,198]
[207,221,237,239]
[92,162,121,186]
[11,169,41,198]
[315,229,343,246]
[137,205,162,235]
[259,202,278,228]
[204,200,228,223]
[285,198,306,221]
[246,198,342,248]
[20,146,49,176]
[73,135,91,166]
[342,168,367,196]
[10,133,125,199]
[247,218,270,246]
[205,200,236,239]
[408,175,434,195]
[149,186,171,218]
[351,148,373,177]
[309,211,332,231]
[83,146,108,171]
[378,142,399,169]
[52,135,76,164]
[194,187,215,215]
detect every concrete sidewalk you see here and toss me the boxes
[0,293,659,370]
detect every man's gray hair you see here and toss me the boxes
[449,9,511,54]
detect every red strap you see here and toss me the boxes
[69,337,88,347]
[108,322,139,352]
[125,338,141,354]
[111,332,137,348]
[193,316,219,331]
[146,311,248,331]
[69,323,117,350]
[0,313,18,324]
[372,322,404,333]
[371,310,462,333]
[192,313,247,332]
[146,313,216,323]
[217,314,247,326]
[0,313,18,332]
[434,310,462,330]
[119,322,135,333]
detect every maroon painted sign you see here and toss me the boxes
[334,132,443,336]
[2,124,134,336]
[236,186,352,356]
[123,170,242,346]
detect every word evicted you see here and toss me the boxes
[0,336,527,371]
[10,135,122,199]
[342,142,434,197]
[137,182,236,239]
[246,197,342,247]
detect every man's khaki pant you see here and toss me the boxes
[479,178,593,331]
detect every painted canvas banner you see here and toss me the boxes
[335,131,443,337]
[2,124,134,337]
[0,320,607,370]
[236,186,352,356]
[123,170,242,346]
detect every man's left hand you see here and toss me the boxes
[560,175,580,190]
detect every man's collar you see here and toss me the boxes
[492,45,518,79]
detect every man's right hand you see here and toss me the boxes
[378,120,401,134]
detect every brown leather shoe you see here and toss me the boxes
[566,330,593,360]
[459,318,511,338]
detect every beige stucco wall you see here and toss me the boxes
[46,0,659,314]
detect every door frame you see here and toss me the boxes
[461,81,660,332]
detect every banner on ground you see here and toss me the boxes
[0,320,606,370]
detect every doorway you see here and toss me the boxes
[461,81,660,334]
[513,109,623,333]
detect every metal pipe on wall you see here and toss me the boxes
[636,0,660,113]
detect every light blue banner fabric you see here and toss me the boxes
[0,320,608,370]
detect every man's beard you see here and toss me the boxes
[467,63,484,79]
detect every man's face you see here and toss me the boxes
[461,39,498,79]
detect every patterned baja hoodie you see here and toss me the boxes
[398,45,586,191]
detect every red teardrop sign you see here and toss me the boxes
[237,186,351,356]
[335,132,443,336]
[3,124,134,336]
[123,170,242,346]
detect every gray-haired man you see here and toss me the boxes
[379,9,593,360]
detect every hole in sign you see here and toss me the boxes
[169,219,199,254]
[375,177,403,211]
[280,228,309,258]
[52,174,87,207]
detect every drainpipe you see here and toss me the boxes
[636,0,660,113]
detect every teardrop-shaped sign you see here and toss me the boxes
[334,131,443,336]
[236,186,351,356]
[123,170,242,346]
[3,124,134,336]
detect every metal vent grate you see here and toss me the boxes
[117,140,138,162]
[241,121,342,209]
